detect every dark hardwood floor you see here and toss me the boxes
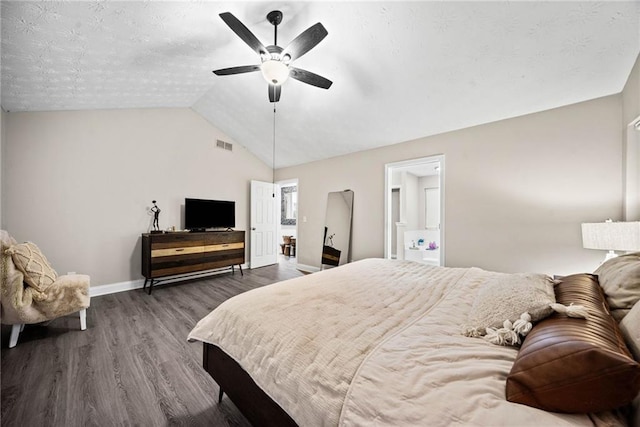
[1,258,304,427]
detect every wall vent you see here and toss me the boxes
[216,139,233,151]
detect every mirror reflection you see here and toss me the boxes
[281,185,297,225]
[322,190,354,267]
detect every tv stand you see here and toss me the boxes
[141,230,245,294]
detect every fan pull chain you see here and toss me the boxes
[272,104,277,198]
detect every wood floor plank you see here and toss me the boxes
[1,258,303,426]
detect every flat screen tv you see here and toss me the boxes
[185,198,235,230]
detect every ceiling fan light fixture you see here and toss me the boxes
[261,60,289,85]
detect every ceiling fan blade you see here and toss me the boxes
[281,23,328,62]
[213,65,260,76]
[219,12,268,56]
[268,84,282,103]
[289,67,333,89]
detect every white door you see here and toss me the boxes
[250,180,278,268]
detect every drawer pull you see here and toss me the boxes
[175,248,185,252]
[222,244,229,247]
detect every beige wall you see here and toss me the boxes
[3,59,635,286]
[622,54,640,220]
[4,108,272,286]
[277,95,622,275]
[623,54,640,127]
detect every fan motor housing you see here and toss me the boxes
[265,45,286,62]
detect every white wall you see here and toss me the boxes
[418,175,439,229]
[623,54,640,129]
[277,95,623,276]
[402,172,419,231]
[4,108,272,287]
[622,54,640,220]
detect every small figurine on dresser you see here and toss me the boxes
[150,200,162,233]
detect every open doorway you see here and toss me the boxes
[384,155,444,266]
[276,179,298,264]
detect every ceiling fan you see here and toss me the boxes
[213,10,333,103]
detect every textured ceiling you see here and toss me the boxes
[2,1,639,168]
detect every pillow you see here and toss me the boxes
[506,273,640,413]
[5,242,58,292]
[594,252,640,310]
[611,308,631,322]
[619,300,640,361]
[462,273,555,338]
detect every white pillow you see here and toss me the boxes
[619,300,640,361]
[594,252,640,310]
[462,273,555,338]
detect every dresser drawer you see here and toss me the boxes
[151,246,204,258]
[204,242,244,253]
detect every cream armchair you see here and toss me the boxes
[1,230,90,348]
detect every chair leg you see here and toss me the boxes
[9,324,22,348]
[79,308,87,331]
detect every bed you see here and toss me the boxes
[188,258,640,426]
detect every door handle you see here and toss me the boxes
[251,227,256,231]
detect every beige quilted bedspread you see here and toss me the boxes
[188,259,625,426]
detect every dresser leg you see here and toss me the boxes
[143,278,148,291]
[148,279,154,295]
[239,264,243,276]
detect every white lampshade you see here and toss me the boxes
[261,60,289,85]
[581,220,640,260]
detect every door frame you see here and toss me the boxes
[384,155,445,265]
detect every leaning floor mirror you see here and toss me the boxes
[321,190,354,268]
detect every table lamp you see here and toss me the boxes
[581,219,640,262]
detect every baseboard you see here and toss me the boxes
[296,263,320,273]
[89,263,250,297]
[90,279,145,297]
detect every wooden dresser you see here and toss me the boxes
[141,230,245,294]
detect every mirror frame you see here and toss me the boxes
[281,185,297,225]
[322,190,354,267]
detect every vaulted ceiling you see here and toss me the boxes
[2,1,638,168]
